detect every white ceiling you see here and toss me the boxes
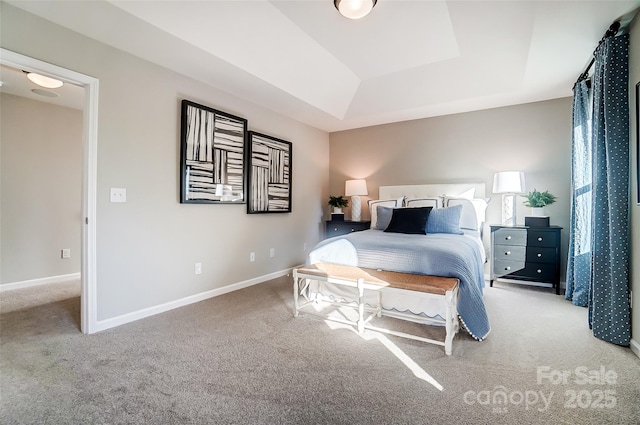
[5,0,640,132]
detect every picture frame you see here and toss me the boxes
[247,131,292,214]
[180,100,248,204]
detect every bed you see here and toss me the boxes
[305,183,491,341]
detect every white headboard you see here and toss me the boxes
[378,183,488,233]
[379,183,485,200]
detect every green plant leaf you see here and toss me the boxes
[328,195,349,208]
[522,189,556,207]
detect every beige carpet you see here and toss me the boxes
[1,276,638,424]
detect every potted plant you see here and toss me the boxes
[523,189,556,216]
[328,195,349,214]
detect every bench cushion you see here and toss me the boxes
[297,263,458,296]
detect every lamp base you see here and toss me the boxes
[351,195,362,221]
[501,193,517,226]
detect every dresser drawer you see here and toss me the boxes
[493,228,527,246]
[526,229,558,248]
[493,245,526,261]
[525,247,558,264]
[507,263,557,283]
[494,260,557,282]
[493,260,526,277]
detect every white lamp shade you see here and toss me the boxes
[345,179,368,196]
[493,171,525,194]
[334,0,377,20]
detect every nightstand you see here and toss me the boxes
[490,225,562,294]
[325,220,370,239]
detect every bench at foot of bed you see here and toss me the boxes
[293,263,460,356]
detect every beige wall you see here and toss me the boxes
[0,93,82,283]
[1,3,329,320]
[629,15,639,353]
[329,97,572,271]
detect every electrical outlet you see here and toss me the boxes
[249,252,256,262]
[194,262,202,275]
[110,187,127,203]
[270,248,275,258]
[61,248,71,259]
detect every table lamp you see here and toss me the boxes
[493,171,525,226]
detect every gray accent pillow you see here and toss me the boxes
[373,206,394,230]
[426,204,464,234]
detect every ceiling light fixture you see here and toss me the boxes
[334,0,377,20]
[26,72,63,89]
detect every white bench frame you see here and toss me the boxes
[293,266,460,355]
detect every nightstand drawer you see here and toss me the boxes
[325,221,370,239]
[526,230,558,247]
[493,245,526,261]
[525,247,558,264]
[493,228,527,246]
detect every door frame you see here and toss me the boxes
[1,48,99,333]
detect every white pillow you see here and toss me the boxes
[445,197,488,231]
[456,188,476,199]
[369,197,404,229]
[405,197,443,209]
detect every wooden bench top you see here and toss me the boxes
[296,263,459,296]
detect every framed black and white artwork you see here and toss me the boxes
[247,131,292,214]
[180,100,247,204]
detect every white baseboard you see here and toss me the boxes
[485,275,566,290]
[0,273,81,292]
[631,338,640,359]
[93,267,294,333]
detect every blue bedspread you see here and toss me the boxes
[307,229,490,341]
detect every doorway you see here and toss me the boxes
[0,48,98,334]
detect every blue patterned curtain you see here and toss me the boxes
[565,80,592,307]
[588,34,631,346]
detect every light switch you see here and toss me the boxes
[110,188,127,203]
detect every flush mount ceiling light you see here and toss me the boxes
[26,72,63,89]
[334,0,377,20]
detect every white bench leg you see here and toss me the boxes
[293,271,299,318]
[357,278,365,334]
[444,289,455,355]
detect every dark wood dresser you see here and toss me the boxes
[490,225,562,294]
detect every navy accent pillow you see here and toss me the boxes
[384,207,432,235]
[374,206,394,230]
[427,205,464,235]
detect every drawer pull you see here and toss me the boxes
[505,236,512,240]
[505,266,511,271]
[350,229,355,232]
[505,251,511,256]
[537,253,542,258]
[334,227,338,231]
[537,269,542,274]
[537,237,543,242]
